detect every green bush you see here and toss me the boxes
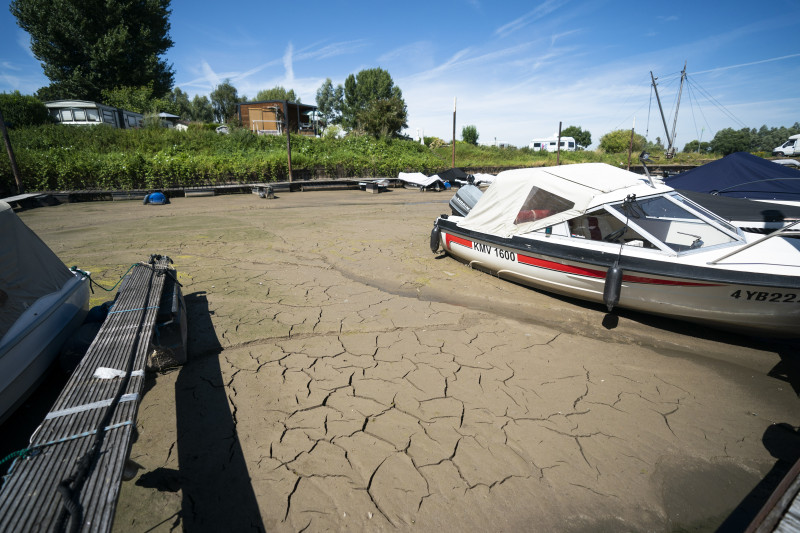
[0,91,51,128]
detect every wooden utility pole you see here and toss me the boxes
[451,97,456,168]
[556,121,563,166]
[0,107,23,194]
[283,101,293,182]
[627,118,636,170]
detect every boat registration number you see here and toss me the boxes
[474,243,516,261]
[730,290,798,303]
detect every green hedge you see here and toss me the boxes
[0,124,720,192]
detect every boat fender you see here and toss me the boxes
[430,221,441,253]
[603,261,623,312]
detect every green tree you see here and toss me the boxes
[341,68,406,136]
[462,125,479,145]
[561,125,591,149]
[168,87,192,119]
[101,84,179,115]
[315,78,342,125]
[356,98,408,139]
[255,86,300,103]
[0,91,50,128]
[599,129,646,154]
[10,0,174,101]
[190,95,214,122]
[682,140,712,153]
[210,79,239,123]
[709,127,752,155]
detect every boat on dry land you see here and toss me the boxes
[431,164,800,337]
[0,201,89,424]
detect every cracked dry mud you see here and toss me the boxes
[17,189,799,532]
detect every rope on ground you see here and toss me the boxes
[70,264,136,294]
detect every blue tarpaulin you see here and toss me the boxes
[664,152,800,202]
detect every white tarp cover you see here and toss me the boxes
[458,163,673,237]
[398,172,444,188]
[0,201,73,338]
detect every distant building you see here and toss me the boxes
[45,100,143,129]
[237,100,319,136]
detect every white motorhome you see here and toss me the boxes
[773,134,800,156]
[528,136,576,152]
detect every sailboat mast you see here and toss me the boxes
[667,62,687,158]
[651,71,671,150]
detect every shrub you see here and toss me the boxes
[0,91,51,128]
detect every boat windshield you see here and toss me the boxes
[608,194,741,253]
[514,186,574,225]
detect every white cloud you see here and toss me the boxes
[495,0,570,38]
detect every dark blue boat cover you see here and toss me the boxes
[664,152,800,202]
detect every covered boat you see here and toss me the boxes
[0,201,90,423]
[432,164,800,337]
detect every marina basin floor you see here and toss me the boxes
[11,189,800,532]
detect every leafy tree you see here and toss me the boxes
[315,78,342,125]
[709,127,752,155]
[599,129,646,154]
[561,125,591,149]
[462,125,479,145]
[10,0,174,101]
[210,79,239,123]
[190,95,214,122]
[101,84,179,115]
[255,86,300,103]
[168,87,192,119]
[0,91,51,128]
[341,68,407,136]
[356,98,408,139]
[682,140,712,153]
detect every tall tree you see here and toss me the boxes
[561,125,591,149]
[341,68,407,137]
[315,78,342,125]
[255,86,300,103]
[709,127,752,155]
[168,87,192,119]
[461,125,479,145]
[210,79,239,123]
[190,95,214,122]
[10,0,175,102]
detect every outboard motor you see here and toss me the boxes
[449,184,483,217]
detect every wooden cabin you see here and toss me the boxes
[237,100,319,136]
[44,100,143,129]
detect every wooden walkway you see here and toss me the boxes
[0,256,174,532]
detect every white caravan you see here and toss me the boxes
[529,136,576,152]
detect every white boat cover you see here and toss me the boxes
[398,172,444,188]
[0,201,73,338]
[457,164,673,238]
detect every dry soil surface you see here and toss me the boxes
[13,188,800,533]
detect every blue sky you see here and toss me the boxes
[2,0,799,148]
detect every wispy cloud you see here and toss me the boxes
[283,42,294,83]
[692,53,800,76]
[495,0,570,38]
[16,30,35,60]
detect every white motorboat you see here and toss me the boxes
[431,164,800,337]
[0,201,90,424]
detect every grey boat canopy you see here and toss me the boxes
[0,201,73,338]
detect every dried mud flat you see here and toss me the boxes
[17,188,800,532]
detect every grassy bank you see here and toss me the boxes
[1,124,718,193]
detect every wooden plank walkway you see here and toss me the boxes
[0,256,173,532]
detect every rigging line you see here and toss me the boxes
[646,84,653,138]
[687,78,748,129]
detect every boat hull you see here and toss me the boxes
[0,272,90,424]
[438,220,800,337]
